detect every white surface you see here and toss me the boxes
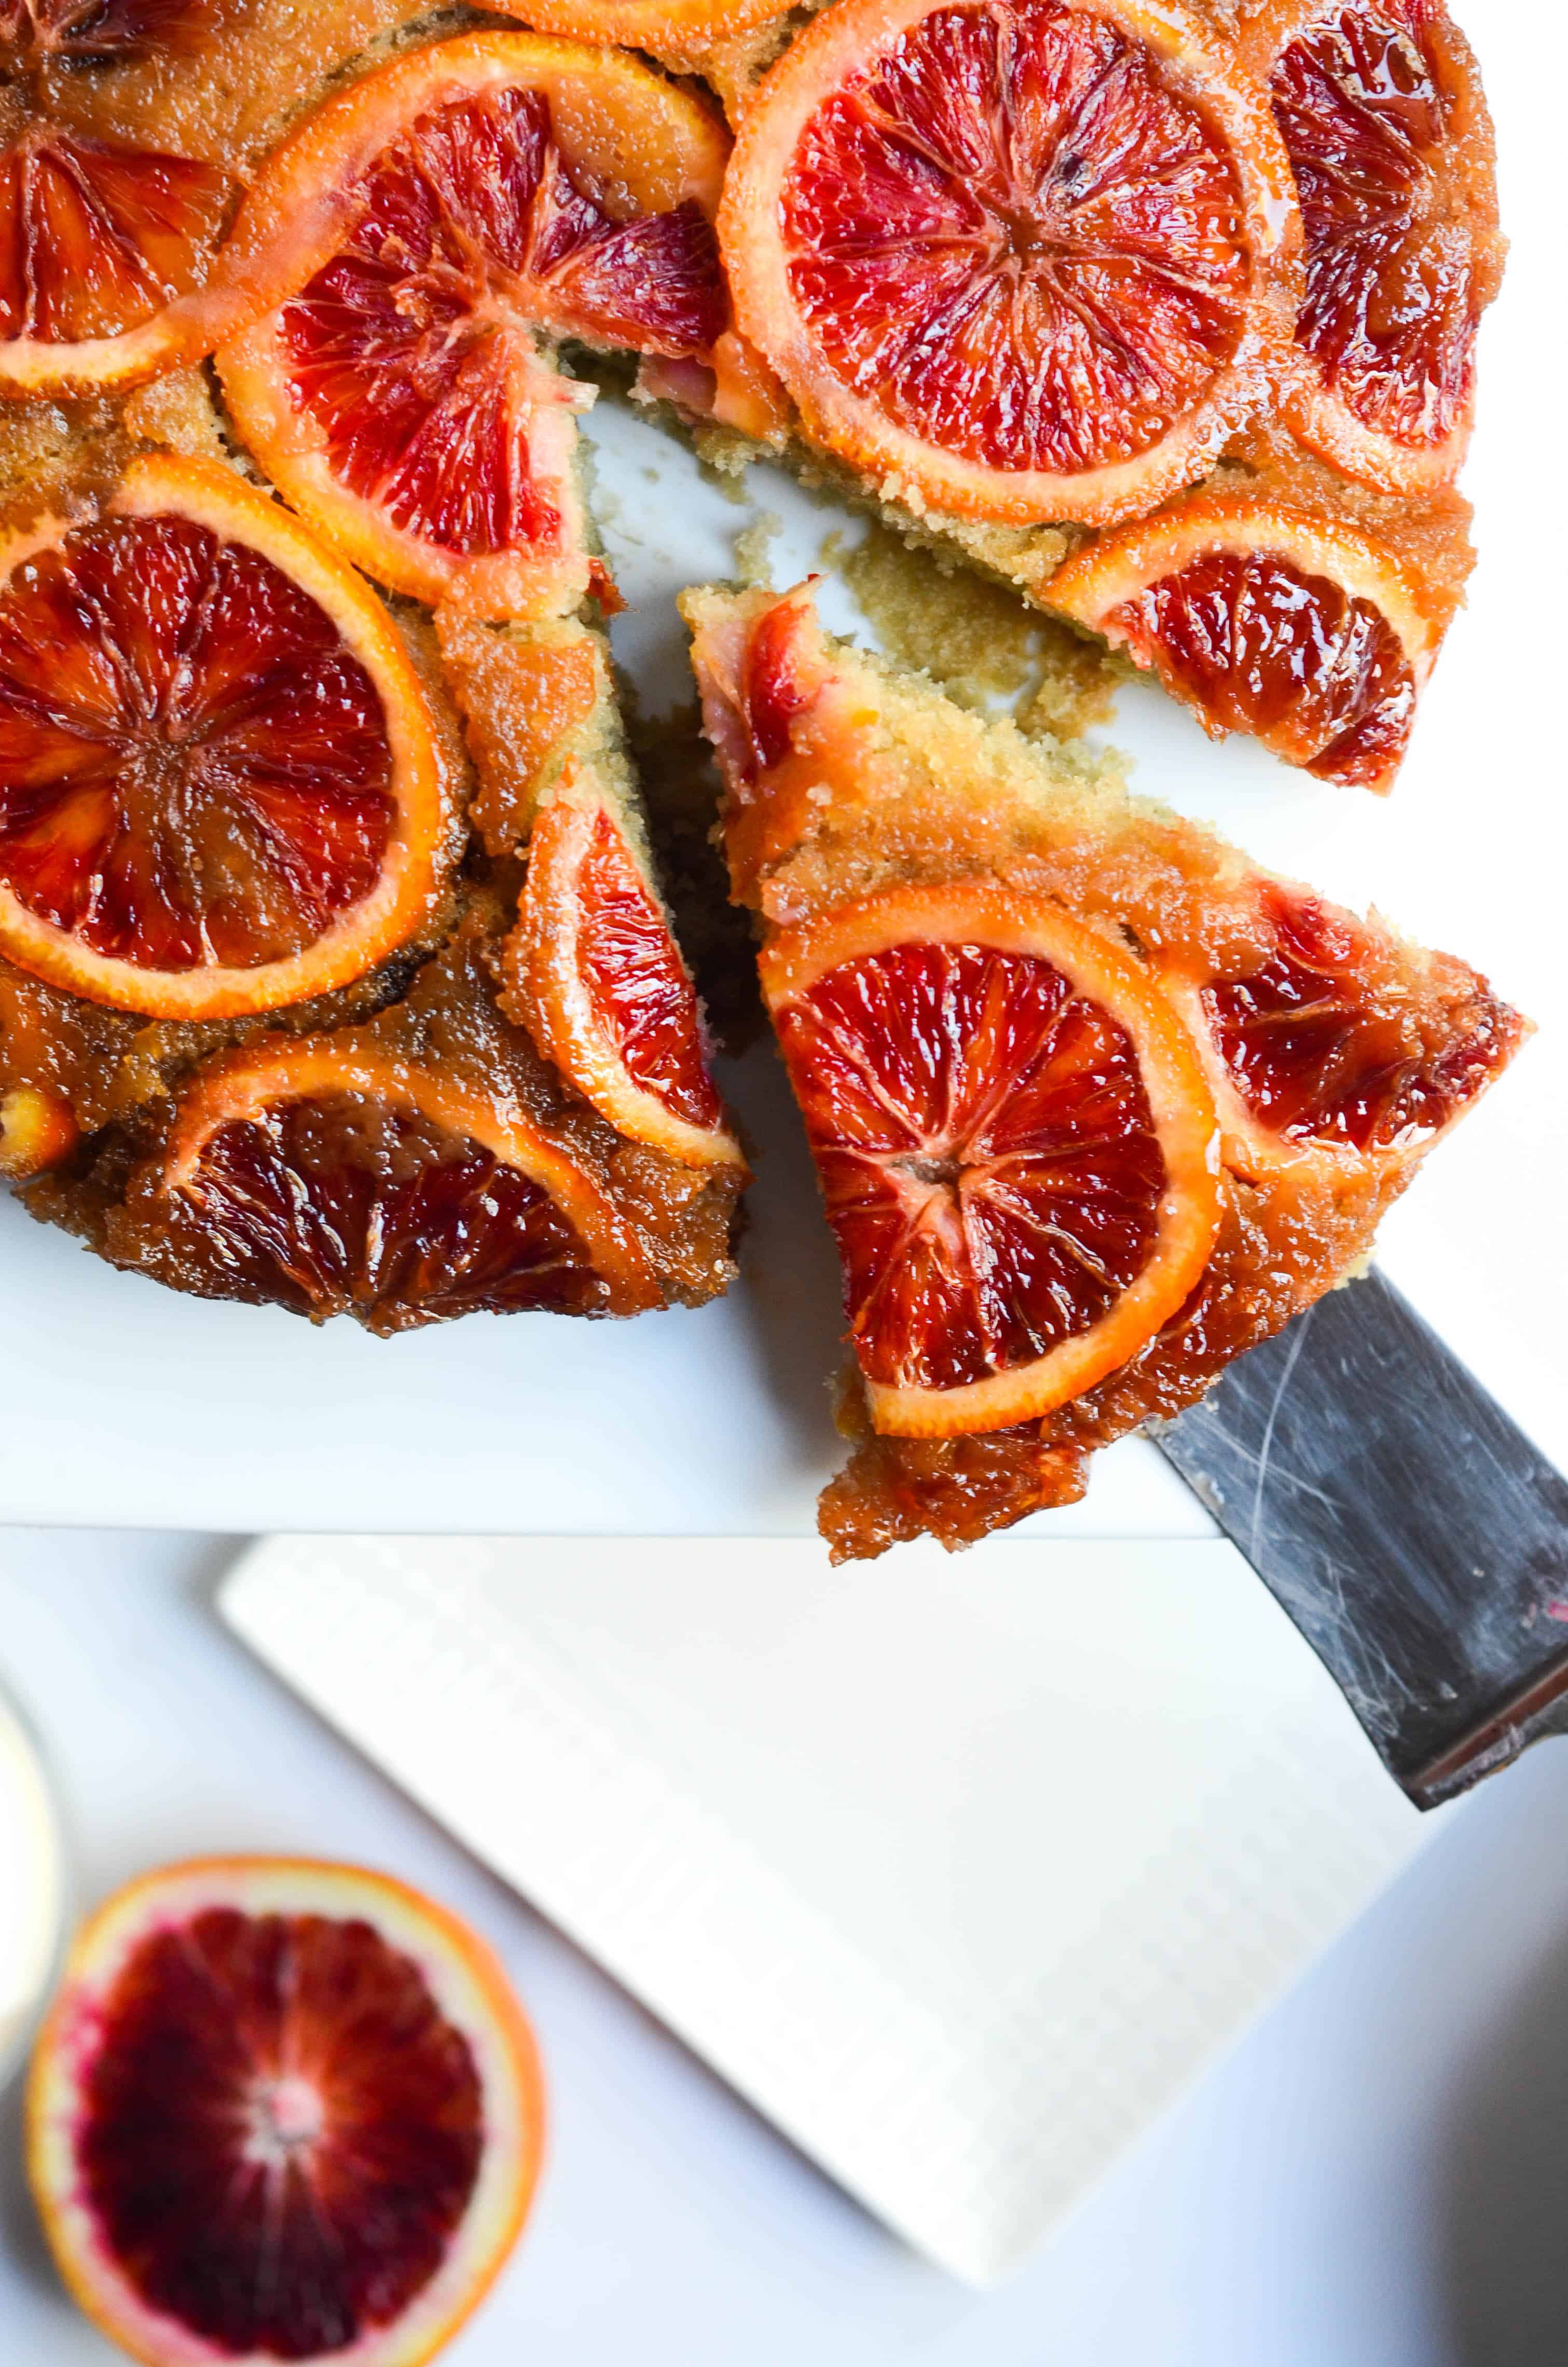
[222,1530,1440,2282]
[0,0,1562,1531]
[7,1530,1568,2365]
[0,1686,64,2088]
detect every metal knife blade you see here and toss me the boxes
[1156,1270,1568,1807]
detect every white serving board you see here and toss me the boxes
[0,4,1561,1533]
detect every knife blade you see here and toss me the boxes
[1155,1270,1568,1807]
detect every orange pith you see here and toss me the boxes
[761,880,1221,1437]
[152,1037,658,1330]
[470,0,788,53]
[1155,882,1524,1179]
[1049,494,1437,788]
[27,1855,545,2367]
[0,0,243,396]
[722,0,1300,528]
[1247,0,1502,495]
[0,451,448,1020]
[217,30,735,618]
[510,780,744,1169]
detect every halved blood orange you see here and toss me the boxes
[142,1037,659,1330]
[761,880,1221,1437]
[27,1856,544,2367]
[0,451,448,1020]
[508,778,743,1168]
[722,0,1301,528]
[1155,883,1524,1181]
[217,30,736,617]
[1048,494,1439,789]
[0,125,237,396]
[1246,0,1503,494]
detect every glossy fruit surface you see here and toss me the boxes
[1049,495,1436,789]
[511,786,742,1168]
[762,881,1221,1436]
[0,452,447,1019]
[1253,0,1502,491]
[218,31,731,617]
[28,1855,544,2367]
[1161,884,1524,1176]
[143,1038,656,1331]
[723,0,1299,525]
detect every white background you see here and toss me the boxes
[9,1533,1568,2365]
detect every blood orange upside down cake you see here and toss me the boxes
[0,5,751,1330]
[685,578,1525,1560]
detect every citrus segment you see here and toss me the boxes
[723,0,1300,525]
[1049,496,1436,789]
[510,785,742,1168]
[761,883,1221,1437]
[28,1856,544,2367]
[145,1039,658,1331]
[1255,0,1502,492]
[218,31,733,616]
[0,0,219,64]
[1160,885,1524,1176]
[0,1080,78,1174]
[0,452,448,1020]
[0,127,235,394]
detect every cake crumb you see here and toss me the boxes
[830,522,1120,740]
[734,513,782,588]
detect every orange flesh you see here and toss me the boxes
[1103,545,1416,785]
[0,128,232,346]
[775,937,1168,1390]
[1271,0,1489,452]
[778,0,1251,475]
[75,1905,484,2357]
[0,511,397,975]
[563,803,723,1133]
[161,1081,612,1332]
[275,80,726,566]
[1202,884,1522,1149]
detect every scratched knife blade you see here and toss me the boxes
[1156,1270,1568,1806]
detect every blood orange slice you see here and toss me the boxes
[0,451,448,1020]
[761,881,1221,1437]
[135,1037,659,1330]
[28,1856,544,2367]
[470,0,785,56]
[0,1080,78,1175]
[217,30,735,617]
[508,780,743,1168]
[722,0,1300,527]
[1247,0,1503,494]
[1049,494,1439,789]
[1156,883,1524,1181]
[0,125,236,396]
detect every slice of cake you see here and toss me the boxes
[684,576,1526,1558]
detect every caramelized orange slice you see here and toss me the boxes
[508,780,743,1169]
[0,126,235,396]
[217,31,734,617]
[29,1855,545,2367]
[722,0,1300,527]
[761,882,1221,1438]
[1049,494,1440,789]
[1156,882,1524,1182]
[145,1037,658,1330]
[0,452,448,1020]
[1246,0,1503,495]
